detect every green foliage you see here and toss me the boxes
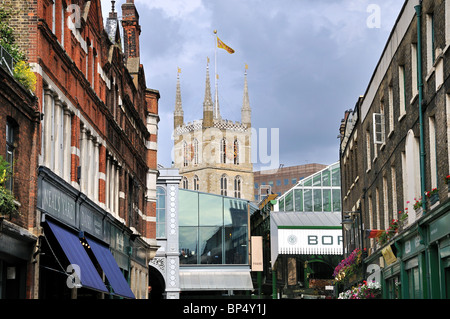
[13,60,36,91]
[0,3,26,62]
[0,2,36,92]
[0,155,18,218]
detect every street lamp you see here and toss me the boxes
[341,215,354,231]
[341,210,364,254]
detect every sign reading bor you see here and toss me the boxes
[278,228,343,255]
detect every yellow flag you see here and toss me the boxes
[217,36,235,54]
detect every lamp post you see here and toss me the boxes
[341,210,364,256]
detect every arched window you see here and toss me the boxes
[234,139,239,165]
[193,175,199,191]
[193,139,199,165]
[234,176,242,198]
[220,138,227,164]
[182,176,189,189]
[183,141,188,167]
[156,187,166,238]
[220,174,228,196]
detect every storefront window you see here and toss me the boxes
[408,267,421,299]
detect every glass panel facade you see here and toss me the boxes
[313,189,322,211]
[179,227,198,264]
[276,162,341,213]
[332,189,341,212]
[294,189,303,211]
[332,165,340,186]
[322,170,330,187]
[179,189,199,226]
[323,189,331,212]
[156,187,166,238]
[178,190,249,265]
[285,191,294,212]
[304,189,312,211]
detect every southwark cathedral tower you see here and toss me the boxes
[173,61,254,201]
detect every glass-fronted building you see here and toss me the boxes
[151,168,254,299]
[276,162,341,213]
[178,189,249,266]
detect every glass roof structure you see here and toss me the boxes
[276,162,341,213]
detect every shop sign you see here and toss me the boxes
[278,228,343,255]
[382,245,397,265]
[40,180,76,227]
[404,235,423,257]
[80,205,103,238]
[429,213,450,242]
[251,236,263,272]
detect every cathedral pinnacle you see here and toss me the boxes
[241,64,251,126]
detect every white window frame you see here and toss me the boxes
[373,113,385,145]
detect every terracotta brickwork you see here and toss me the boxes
[5,0,160,298]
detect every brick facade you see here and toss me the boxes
[339,0,450,297]
[4,0,159,299]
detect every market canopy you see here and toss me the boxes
[270,211,343,268]
[179,267,253,291]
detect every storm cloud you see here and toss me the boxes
[102,0,404,170]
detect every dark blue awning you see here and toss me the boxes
[86,237,135,299]
[46,221,108,294]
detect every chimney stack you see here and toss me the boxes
[121,0,141,60]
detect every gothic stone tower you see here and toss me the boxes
[173,62,254,201]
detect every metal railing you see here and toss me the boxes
[0,44,16,76]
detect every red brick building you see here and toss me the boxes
[0,49,40,299]
[5,0,160,299]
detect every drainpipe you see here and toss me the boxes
[415,2,427,215]
[415,2,431,299]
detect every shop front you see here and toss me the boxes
[37,167,136,299]
[365,199,450,299]
[270,211,343,298]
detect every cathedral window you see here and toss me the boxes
[234,139,239,165]
[193,139,199,165]
[182,176,189,189]
[193,175,199,191]
[220,174,228,196]
[221,138,227,164]
[234,176,242,198]
[183,141,189,167]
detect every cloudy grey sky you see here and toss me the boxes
[102,0,405,171]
